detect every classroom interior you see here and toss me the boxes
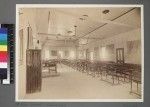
[17,6,142,100]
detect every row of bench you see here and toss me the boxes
[61,59,141,96]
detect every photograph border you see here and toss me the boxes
[15,4,144,102]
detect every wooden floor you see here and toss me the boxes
[24,64,140,100]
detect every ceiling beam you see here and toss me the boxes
[81,37,103,39]
[100,19,138,28]
[38,32,103,40]
[45,45,75,47]
[38,32,74,38]
[38,32,104,41]
[46,38,76,41]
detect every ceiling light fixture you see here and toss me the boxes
[74,25,77,38]
[37,40,39,44]
[79,17,85,21]
[102,9,110,14]
[67,31,73,34]
[83,14,88,17]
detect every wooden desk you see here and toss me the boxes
[42,61,58,77]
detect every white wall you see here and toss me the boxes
[83,28,141,64]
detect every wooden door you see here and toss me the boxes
[116,48,124,63]
[26,49,42,93]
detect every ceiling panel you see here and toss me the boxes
[33,7,140,46]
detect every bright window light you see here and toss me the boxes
[58,51,63,58]
[90,52,94,61]
[84,51,86,58]
[101,47,106,59]
[45,50,49,60]
[70,51,75,59]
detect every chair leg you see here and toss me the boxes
[112,74,114,84]
[131,79,133,93]
[137,82,139,92]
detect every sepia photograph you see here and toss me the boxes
[16,4,144,102]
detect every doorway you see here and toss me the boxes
[116,48,124,63]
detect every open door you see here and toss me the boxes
[26,49,42,93]
[116,48,124,63]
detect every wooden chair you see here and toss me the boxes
[130,65,141,96]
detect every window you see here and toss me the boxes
[101,47,106,59]
[70,51,75,59]
[58,51,63,58]
[65,50,69,57]
[94,47,99,60]
[106,44,114,54]
[51,50,57,56]
[90,51,94,61]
